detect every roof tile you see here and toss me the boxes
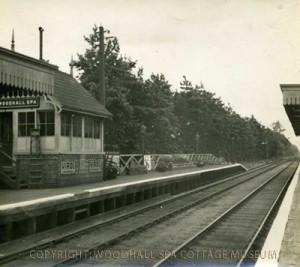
[53,71,111,117]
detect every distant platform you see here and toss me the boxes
[0,164,247,244]
[0,164,226,206]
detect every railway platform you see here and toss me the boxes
[2,160,299,266]
[0,164,246,245]
[256,162,300,266]
[0,164,223,205]
[278,163,300,265]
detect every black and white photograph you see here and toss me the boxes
[0,0,300,266]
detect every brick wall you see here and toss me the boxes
[16,154,104,188]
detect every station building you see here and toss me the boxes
[0,39,111,189]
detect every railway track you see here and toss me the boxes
[154,161,299,266]
[0,161,295,266]
[73,161,296,266]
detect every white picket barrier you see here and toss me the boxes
[107,153,223,175]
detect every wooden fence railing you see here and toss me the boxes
[107,153,224,175]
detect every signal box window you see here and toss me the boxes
[61,113,71,136]
[38,111,55,136]
[94,120,100,139]
[18,112,35,137]
[84,118,93,138]
[72,116,82,137]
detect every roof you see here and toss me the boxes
[0,47,56,95]
[281,84,300,136]
[0,46,111,118]
[0,46,58,70]
[53,71,111,118]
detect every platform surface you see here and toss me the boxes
[278,165,300,266]
[0,165,224,207]
[255,162,300,267]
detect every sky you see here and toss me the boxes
[1,0,300,147]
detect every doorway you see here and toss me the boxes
[0,112,13,164]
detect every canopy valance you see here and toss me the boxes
[0,47,57,95]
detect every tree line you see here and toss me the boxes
[74,25,298,162]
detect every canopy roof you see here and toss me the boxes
[281,84,300,135]
[0,46,111,118]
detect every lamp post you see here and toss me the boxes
[185,122,190,152]
[231,136,235,163]
[141,124,147,155]
[195,133,200,154]
[261,142,269,160]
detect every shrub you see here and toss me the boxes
[173,156,188,164]
[105,163,118,180]
[196,161,205,167]
[156,162,168,172]
[129,165,148,175]
[159,155,174,163]
[167,162,173,170]
[156,162,173,172]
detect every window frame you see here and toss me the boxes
[61,112,71,137]
[38,110,55,137]
[18,111,35,137]
[72,115,82,138]
[84,117,94,139]
[94,119,101,139]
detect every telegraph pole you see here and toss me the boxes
[141,124,147,155]
[231,136,235,163]
[195,133,200,154]
[99,26,105,106]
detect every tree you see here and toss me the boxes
[175,77,229,155]
[74,25,140,153]
[74,25,298,159]
[180,76,193,91]
[128,73,180,153]
[271,121,285,133]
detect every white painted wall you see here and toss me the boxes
[1,96,105,156]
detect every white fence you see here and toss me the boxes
[106,153,224,175]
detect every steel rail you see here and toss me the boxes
[52,162,290,266]
[153,161,296,267]
[237,162,298,266]
[0,161,284,265]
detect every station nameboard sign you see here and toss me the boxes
[0,97,40,109]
